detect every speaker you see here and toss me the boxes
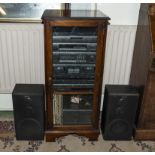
[101,85,139,140]
[12,84,45,140]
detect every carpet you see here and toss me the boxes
[0,120,155,152]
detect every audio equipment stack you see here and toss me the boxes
[42,9,110,142]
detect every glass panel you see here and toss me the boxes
[52,26,97,90]
[53,94,93,125]
[52,26,97,125]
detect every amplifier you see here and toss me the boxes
[53,43,97,51]
[53,52,96,64]
[53,35,97,43]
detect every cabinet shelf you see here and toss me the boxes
[53,91,93,95]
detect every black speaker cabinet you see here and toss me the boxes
[12,84,45,140]
[101,85,139,140]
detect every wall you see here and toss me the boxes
[0,94,13,110]
[71,3,96,10]
[71,3,140,25]
[97,3,140,25]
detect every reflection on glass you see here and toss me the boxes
[51,26,97,126]
[52,26,97,91]
[0,3,61,19]
[53,94,93,125]
[0,6,6,15]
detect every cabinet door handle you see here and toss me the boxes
[150,57,155,72]
[48,77,52,85]
[48,77,52,81]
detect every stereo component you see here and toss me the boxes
[12,84,45,140]
[53,64,95,79]
[53,79,94,91]
[53,26,97,36]
[101,85,139,140]
[52,26,97,89]
[53,43,97,51]
[53,36,97,43]
[53,52,96,64]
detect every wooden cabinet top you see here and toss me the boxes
[41,9,110,21]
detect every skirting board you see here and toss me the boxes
[0,94,13,111]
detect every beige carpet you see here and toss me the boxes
[0,120,155,152]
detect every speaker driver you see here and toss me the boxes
[107,119,130,136]
[16,118,43,140]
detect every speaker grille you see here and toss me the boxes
[16,118,43,140]
[105,119,131,140]
[12,84,45,140]
[101,85,139,140]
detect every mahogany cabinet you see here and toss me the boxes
[42,10,110,142]
[130,4,155,140]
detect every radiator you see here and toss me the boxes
[0,24,136,94]
[0,23,45,93]
[102,25,137,92]
[100,25,137,110]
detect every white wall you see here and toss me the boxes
[71,3,96,10]
[71,3,140,25]
[97,3,140,25]
[0,94,13,110]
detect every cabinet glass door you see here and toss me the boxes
[52,26,98,125]
[53,93,93,125]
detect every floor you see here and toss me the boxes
[0,111,155,151]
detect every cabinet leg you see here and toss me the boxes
[88,134,99,141]
[46,137,56,142]
[88,137,98,141]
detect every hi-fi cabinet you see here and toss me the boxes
[42,10,110,142]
